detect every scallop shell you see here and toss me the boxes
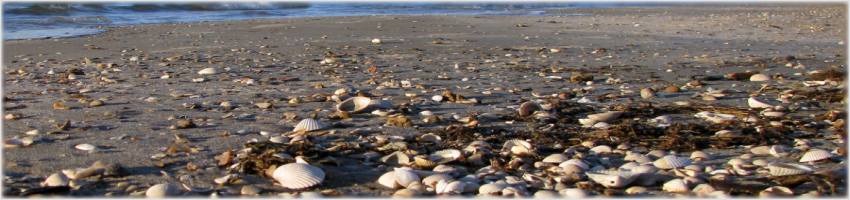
[517,102,541,117]
[767,163,813,176]
[749,74,770,81]
[431,149,463,164]
[336,97,373,113]
[377,171,401,189]
[799,149,832,162]
[43,173,69,187]
[502,139,533,156]
[587,111,623,122]
[292,118,325,132]
[542,154,569,163]
[479,182,508,195]
[662,179,689,193]
[585,170,637,188]
[653,155,692,169]
[272,163,325,189]
[393,167,420,188]
[146,183,182,197]
[422,173,453,188]
[748,97,774,109]
[197,67,217,75]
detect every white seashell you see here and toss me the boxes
[381,151,410,165]
[75,143,98,152]
[431,149,462,164]
[750,146,771,155]
[690,151,711,161]
[629,165,658,175]
[431,95,444,102]
[760,186,794,197]
[422,173,453,188]
[714,130,740,137]
[503,139,533,156]
[435,180,464,195]
[272,161,325,189]
[559,159,589,170]
[587,111,623,122]
[533,190,560,198]
[769,145,790,157]
[393,189,419,198]
[146,183,182,197]
[749,74,770,81]
[625,152,653,164]
[767,163,813,176]
[542,154,569,163]
[517,102,541,117]
[371,110,390,117]
[653,155,692,169]
[692,183,716,196]
[589,145,613,154]
[748,97,774,109]
[694,111,737,124]
[371,38,382,44]
[592,122,611,129]
[420,110,434,116]
[197,67,218,75]
[43,173,69,187]
[761,111,786,118]
[625,186,648,195]
[662,178,689,193]
[585,170,637,188]
[578,118,597,126]
[799,149,832,163]
[393,167,420,188]
[292,118,325,132]
[336,97,373,113]
[377,171,401,189]
[558,188,588,198]
[269,136,288,144]
[479,182,508,195]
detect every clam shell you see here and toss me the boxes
[587,111,623,122]
[377,171,401,189]
[542,154,569,163]
[748,97,774,109]
[694,111,736,124]
[292,118,325,132]
[197,67,217,75]
[625,186,648,195]
[662,179,689,193]
[653,155,692,169]
[769,145,790,157]
[75,143,98,152]
[689,151,711,160]
[393,167,420,188]
[767,163,813,176]
[422,173,453,188]
[585,170,637,188]
[750,146,771,155]
[393,189,419,198]
[336,97,373,113]
[435,180,464,195]
[760,186,794,197]
[559,159,589,170]
[479,182,508,195]
[517,102,541,117]
[43,173,69,187]
[272,163,325,189]
[431,149,462,164]
[502,139,533,156]
[589,145,613,154]
[692,183,716,196]
[799,149,832,162]
[749,74,770,81]
[559,188,588,198]
[146,183,182,197]
[578,118,597,126]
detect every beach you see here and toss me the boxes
[2,4,847,197]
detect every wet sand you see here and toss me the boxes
[3,4,847,197]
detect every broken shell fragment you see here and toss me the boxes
[748,97,774,109]
[197,67,218,75]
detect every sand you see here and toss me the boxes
[2,4,847,197]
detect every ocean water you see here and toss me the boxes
[2,2,640,40]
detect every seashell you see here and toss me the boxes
[479,182,508,195]
[592,122,611,129]
[75,143,98,152]
[689,151,711,161]
[559,159,589,170]
[371,110,390,117]
[646,150,668,158]
[625,152,652,164]
[431,149,462,164]
[534,190,560,198]
[393,189,419,198]
[650,115,672,127]
[619,162,640,170]
[420,110,434,116]
[748,97,774,109]
[542,154,569,163]
[752,159,769,166]
[381,151,411,165]
[146,183,182,197]
[502,139,533,156]
[640,88,655,99]
[431,95,444,102]
[749,74,770,81]
[761,111,786,118]
[629,165,658,175]
[43,173,69,187]
[406,182,427,192]
[750,146,771,155]
[371,38,382,44]
[727,158,747,166]
[799,149,832,163]
[587,111,623,123]
[377,171,401,189]
[694,111,736,124]
[292,118,325,132]
[714,130,740,137]
[336,97,372,113]
[662,179,689,193]
[769,145,790,157]
[272,159,325,189]
[419,133,442,143]
[393,167,420,188]
[435,180,465,195]
[558,188,588,198]
[760,186,794,197]
[517,102,541,117]
[422,174,453,188]
[589,145,612,154]
[653,155,692,169]
[413,156,437,168]
[585,170,637,188]
[560,163,584,175]
[692,183,716,196]
[767,163,813,176]
[578,118,597,126]
[625,186,648,195]
[197,67,218,75]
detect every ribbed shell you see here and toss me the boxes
[662,179,689,193]
[767,163,813,177]
[747,97,773,109]
[585,170,637,188]
[393,167,420,188]
[272,163,325,189]
[799,149,832,162]
[587,111,623,122]
[542,154,569,163]
[292,118,325,132]
[517,102,541,117]
[336,97,372,113]
[653,155,692,169]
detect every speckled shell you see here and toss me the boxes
[393,167,420,188]
[653,155,692,169]
[336,97,373,113]
[542,154,569,163]
[585,170,637,188]
[517,102,541,117]
[662,179,689,193]
[587,111,623,122]
[767,163,813,177]
[292,118,325,132]
[377,171,401,189]
[272,163,325,189]
[799,149,832,162]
